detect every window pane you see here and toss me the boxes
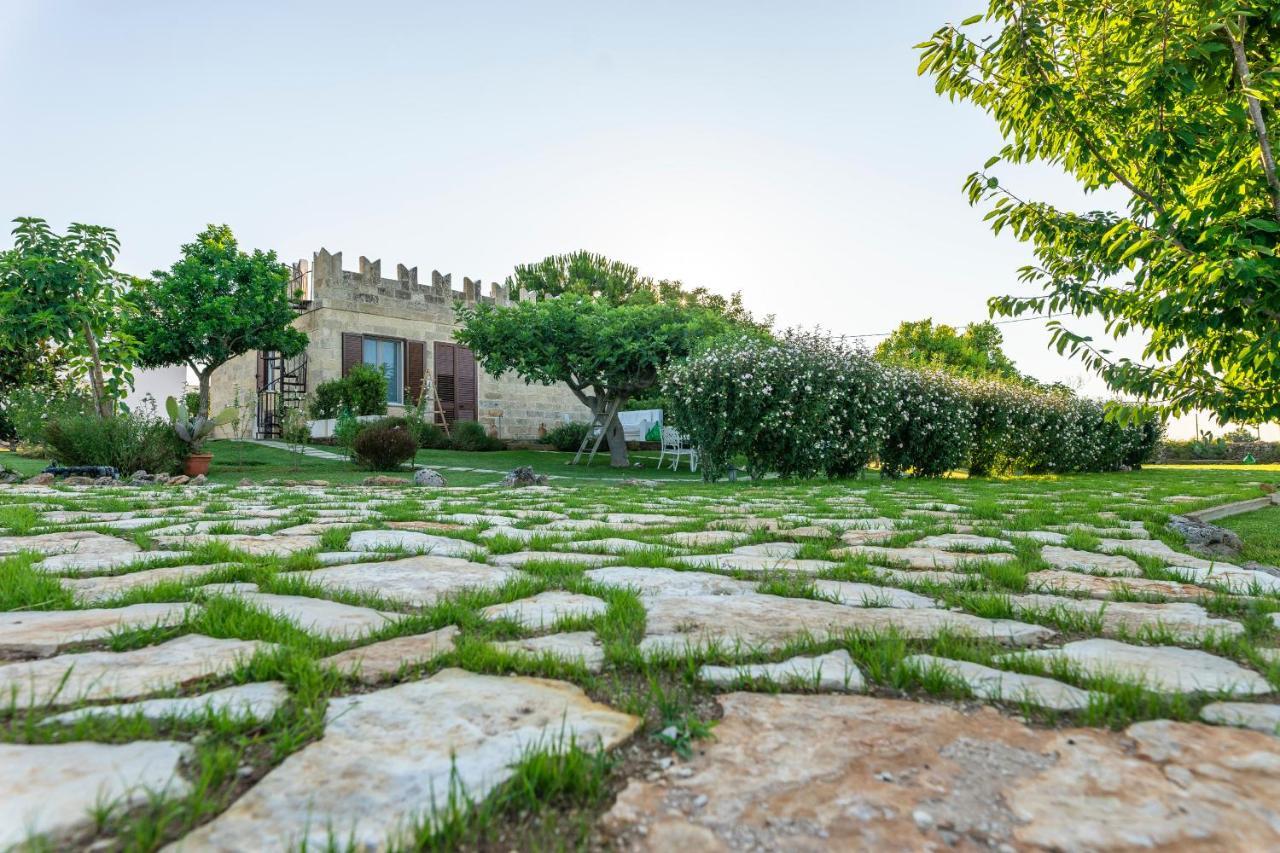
[362,338,376,363]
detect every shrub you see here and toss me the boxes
[0,386,94,451]
[334,408,360,458]
[879,368,974,478]
[417,423,453,450]
[309,379,346,420]
[543,421,589,452]
[346,365,389,416]
[352,422,418,470]
[44,412,186,474]
[450,420,505,452]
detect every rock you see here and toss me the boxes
[639,593,1054,653]
[585,566,757,597]
[699,649,864,692]
[168,669,639,851]
[491,631,607,672]
[0,634,271,709]
[41,681,289,726]
[168,475,190,486]
[1003,639,1272,696]
[1040,546,1144,577]
[347,529,478,557]
[903,655,1098,710]
[200,589,401,639]
[835,545,1017,570]
[0,741,192,849]
[601,693,1280,851]
[412,468,447,487]
[480,591,608,628]
[1168,514,1245,557]
[129,469,153,483]
[1008,593,1245,641]
[281,555,526,607]
[500,466,548,487]
[362,475,407,486]
[1200,702,1280,735]
[812,579,938,609]
[191,474,207,485]
[238,478,253,487]
[62,476,93,486]
[0,603,196,657]
[91,476,115,485]
[320,626,459,683]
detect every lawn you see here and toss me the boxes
[1219,504,1280,567]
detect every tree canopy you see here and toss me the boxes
[0,217,137,417]
[458,252,759,466]
[875,319,1023,381]
[129,224,308,417]
[918,2,1280,423]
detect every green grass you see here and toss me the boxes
[1218,505,1280,567]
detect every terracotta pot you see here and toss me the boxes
[183,453,213,477]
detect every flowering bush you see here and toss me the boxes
[664,331,891,481]
[879,368,974,478]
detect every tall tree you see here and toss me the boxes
[129,225,308,418]
[457,252,758,467]
[919,2,1280,423]
[875,319,1023,381]
[0,217,137,417]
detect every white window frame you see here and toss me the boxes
[362,336,404,405]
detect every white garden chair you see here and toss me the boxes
[658,427,699,472]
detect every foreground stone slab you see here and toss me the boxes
[37,549,195,575]
[0,741,192,849]
[836,545,1016,570]
[481,591,607,628]
[672,554,839,574]
[585,566,757,597]
[347,529,478,557]
[153,533,320,556]
[1005,639,1272,696]
[281,555,525,607]
[699,649,864,692]
[169,669,639,851]
[0,530,139,556]
[640,594,1053,653]
[63,563,235,603]
[1040,546,1143,577]
[1200,702,1280,735]
[601,693,1280,850]
[1009,593,1244,641]
[0,603,195,657]
[812,580,938,609]
[204,589,401,639]
[42,681,289,726]
[904,655,1097,711]
[1173,564,1280,594]
[492,631,607,672]
[0,634,270,709]
[1024,569,1210,601]
[320,626,459,683]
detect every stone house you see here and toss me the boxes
[208,248,586,440]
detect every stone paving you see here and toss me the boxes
[1,472,1279,848]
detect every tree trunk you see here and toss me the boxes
[196,369,212,419]
[604,411,628,467]
[80,321,111,418]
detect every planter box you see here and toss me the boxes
[308,415,383,439]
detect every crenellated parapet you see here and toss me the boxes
[304,248,511,309]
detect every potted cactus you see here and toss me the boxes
[166,396,237,476]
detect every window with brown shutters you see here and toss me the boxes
[432,342,477,424]
[455,345,477,423]
[341,333,363,377]
[434,341,457,424]
[405,341,425,404]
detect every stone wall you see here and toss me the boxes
[209,249,589,440]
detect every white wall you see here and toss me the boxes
[124,366,188,412]
[1165,412,1279,441]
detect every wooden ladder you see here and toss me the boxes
[426,379,452,437]
[571,397,622,466]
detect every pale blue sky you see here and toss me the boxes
[0,1,1240,436]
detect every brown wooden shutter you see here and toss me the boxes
[255,351,266,391]
[405,340,425,404]
[455,345,477,423]
[434,341,457,424]
[341,333,363,377]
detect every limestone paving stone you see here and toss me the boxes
[1200,702,1280,735]
[835,545,1017,570]
[699,649,864,692]
[491,631,607,672]
[1040,546,1144,577]
[584,566,757,597]
[601,693,1280,851]
[729,542,805,558]
[0,530,140,556]
[662,530,748,547]
[202,589,401,639]
[912,534,1013,550]
[347,529,479,557]
[672,553,839,574]
[1003,529,1069,545]
[1172,564,1280,594]
[62,563,236,603]
[280,555,524,607]
[811,579,938,609]
[1024,569,1211,601]
[42,681,289,726]
[1,741,193,849]
[0,634,271,709]
[480,591,608,628]
[1004,639,1272,696]
[555,537,674,555]
[37,549,195,575]
[639,593,1054,653]
[152,533,320,556]
[320,626,460,683]
[146,518,276,536]
[490,550,617,568]
[168,669,639,851]
[1009,593,1245,641]
[904,655,1098,711]
[0,603,196,657]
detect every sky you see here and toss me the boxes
[0,1,1266,439]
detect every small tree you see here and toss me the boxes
[0,218,137,417]
[130,225,308,419]
[875,319,1023,382]
[457,253,754,467]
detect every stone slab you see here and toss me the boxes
[490,550,616,568]
[1009,593,1244,641]
[1024,569,1210,601]
[320,626,459,684]
[37,550,195,575]
[904,655,1097,711]
[152,533,320,556]
[662,531,748,547]
[347,529,479,557]
[1040,546,1143,577]
[168,669,639,851]
[699,649,864,692]
[0,530,140,556]
[280,555,525,607]
[1200,702,1280,735]
[585,566,757,597]
[812,580,938,609]
[42,681,289,726]
[202,590,400,640]
[480,591,608,628]
[0,603,196,657]
[491,631,607,672]
[912,534,1013,550]
[672,554,839,574]
[62,564,235,604]
[835,546,1016,570]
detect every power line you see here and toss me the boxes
[837,312,1075,340]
